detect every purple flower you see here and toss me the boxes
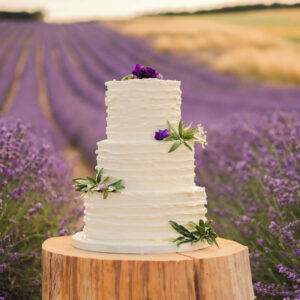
[198,112,300,298]
[155,129,170,141]
[132,64,162,79]
[58,229,68,236]
[0,119,79,298]
[98,184,107,192]
[36,202,43,210]
[0,263,7,273]
[34,279,40,286]
[28,208,36,215]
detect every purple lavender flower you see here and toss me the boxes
[132,64,162,79]
[155,129,171,141]
[28,208,37,215]
[0,119,79,299]
[198,112,300,299]
[0,264,7,273]
[58,229,68,236]
[34,279,40,286]
[36,202,43,210]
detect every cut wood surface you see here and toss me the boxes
[42,236,255,300]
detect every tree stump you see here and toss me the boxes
[42,236,254,300]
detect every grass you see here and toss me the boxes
[106,9,300,86]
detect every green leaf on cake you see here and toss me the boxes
[178,119,183,137]
[167,120,180,139]
[72,168,125,199]
[161,119,207,153]
[87,176,97,185]
[169,219,219,248]
[183,141,193,151]
[168,140,181,153]
[102,176,110,183]
[96,168,103,183]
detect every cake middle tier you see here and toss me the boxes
[96,140,196,193]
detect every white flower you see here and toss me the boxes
[194,124,208,149]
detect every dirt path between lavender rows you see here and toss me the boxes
[36,35,93,179]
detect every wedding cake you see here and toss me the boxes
[72,65,217,254]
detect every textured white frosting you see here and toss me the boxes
[72,79,209,254]
[96,140,195,192]
[105,79,181,141]
[83,188,207,241]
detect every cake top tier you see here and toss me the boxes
[105,77,180,97]
[105,78,182,141]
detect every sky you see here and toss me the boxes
[0,0,297,21]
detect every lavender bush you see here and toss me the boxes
[0,119,81,300]
[197,112,300,299]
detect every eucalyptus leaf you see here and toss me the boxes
[87,177,96,184]
[161,119,207,153]
[163,136,176,141]
[169,219,219,248]
[103,190,109,199]
[102,176,110,183]
[178,119,183,137]
[167,120,180,139]
[168,141,181,153]
[72,168,125,199]
[96,168,103,183]
[183,141,193,152]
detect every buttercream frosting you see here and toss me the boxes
[72,79,209,253]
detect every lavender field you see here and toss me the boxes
[0,20,300,299]
[0,21,299,166]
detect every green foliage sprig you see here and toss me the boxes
[163,119,207,153]
[121,74,138,81]
[169,219,219,247]
[72,168,125,199]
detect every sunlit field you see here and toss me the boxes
[107,9,300,86]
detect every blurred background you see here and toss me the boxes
[0,1,299,299]
[0,0,299,173]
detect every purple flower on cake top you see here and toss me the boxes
[132,64,163,79]
[155,129,170,140]
[121,64,163,80]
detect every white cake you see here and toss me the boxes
[72,78,209,253]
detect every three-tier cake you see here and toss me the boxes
[72,67,215,254]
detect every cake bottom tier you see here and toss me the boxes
[72,231,210,254]
[72,187,208,254]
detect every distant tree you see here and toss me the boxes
[0,10,44,21]
[148,2,300,17]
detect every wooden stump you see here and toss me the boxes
[42,236,254,300]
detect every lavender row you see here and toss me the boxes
[43,26,106,164]
[6,24,64,147]
[0,26,30,109]
[54,26,105,107]
[0,28,19,68]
